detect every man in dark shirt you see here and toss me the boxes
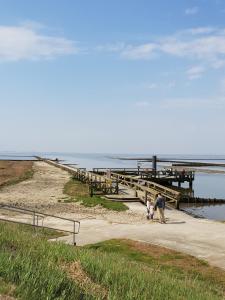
[154,193,166,223]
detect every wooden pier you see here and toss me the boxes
[93,168,194,188]
[93,170,181,209]
[35,157,192,209]
[35,157,118,195]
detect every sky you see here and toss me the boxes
[0,0,225,154]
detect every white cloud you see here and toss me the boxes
[135,101,150,107]
[160,97,225,109]
[121,43,157,60]
[145,83,158,89]
[185,7,199,15]
[135,97,225,110]
[0,23,77,61]
[186,65,205,80]
[182,27,215,35]
[95,42,125,52]
[141,81,175,90]
[220,78,225,92]
[167,81,176,88]
[103,27,225,75]
[211,58,225,69]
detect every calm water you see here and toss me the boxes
[1,152,225,220]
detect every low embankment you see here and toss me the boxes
[0,221,225,300]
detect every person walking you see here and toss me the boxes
[146,199,154,220]
[154,193,166,223]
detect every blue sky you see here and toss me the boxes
[0,0,225,154]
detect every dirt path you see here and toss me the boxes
[1,161,225,271]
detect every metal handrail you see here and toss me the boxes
[0,204,80,245]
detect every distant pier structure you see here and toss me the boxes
[92,155,195,209]
[94,155,195,189]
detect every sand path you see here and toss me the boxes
[0,161,70,208]
[0,161,225,270]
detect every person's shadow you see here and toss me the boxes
[165,221,186,224]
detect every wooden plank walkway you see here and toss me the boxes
[104,172,181,208]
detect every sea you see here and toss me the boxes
[1,152,225,221]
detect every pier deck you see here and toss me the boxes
[93,167,194,187]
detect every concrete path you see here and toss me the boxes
[2,203,225,270]
[53,203,225,270]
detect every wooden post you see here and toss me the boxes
[89,184,93,197]
[152,155,157,175]
[116,180,119,194]
[175,196,180,209]
[145,191,148,204]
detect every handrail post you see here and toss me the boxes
[33,211,35,227]
[73,221,76,246]
[145,191,148,204]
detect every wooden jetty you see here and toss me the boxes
[93,167,194,188]
[93,169,181,209]
[35,157,118,195]
[35,157,186,209]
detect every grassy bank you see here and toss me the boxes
[0,221,225,299]
[63,177,128,211]
[0,277,15,298]
[0,161,34,189]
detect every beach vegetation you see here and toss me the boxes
[63,177,128,211]
[0,161,34,189]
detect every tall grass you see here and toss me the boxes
[0,221,224,300]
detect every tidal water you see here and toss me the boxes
[1,152,225,221]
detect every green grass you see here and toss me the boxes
[63,177,128,211]
[1,221,225,300]
[0,277,15,297]
[86,239,222,282]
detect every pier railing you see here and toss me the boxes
[106,172,181,209]
[93,167,194,182]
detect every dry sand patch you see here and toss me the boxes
[0,161,144,224]
[0,161,70,209]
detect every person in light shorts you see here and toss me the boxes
[146,200,154,220]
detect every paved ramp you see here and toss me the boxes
[56,203,225,270]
